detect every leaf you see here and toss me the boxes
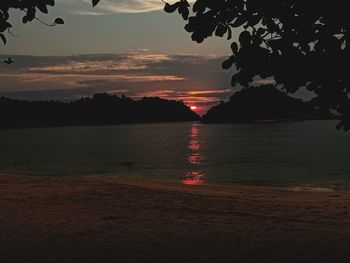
[179,4,189,20]
[239,31,251,45]
[5,22,12,29]
[0,34,6,45]
[2,10,9,20]
[215,24,227,37]
[47,0,55,6]
[231,15,247,28]
[164,2,180,13]
[222,56,234,69]
[193,1,205,13]
[22,16,29,24]
[54,18,64,25]
[248,15,261,27]
[37,3,48,14]
[257,28,266,36]
[92,0,100,7]
[27,8,36,22]
[231,75,237,86]
[227,27,232,40]
[231,42,238,54]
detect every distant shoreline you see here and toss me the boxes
[202,116,338,124]
[0,119,199,130]
[0,89,341,129]
[0,117,339,130]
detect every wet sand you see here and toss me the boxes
[0,173,350,263]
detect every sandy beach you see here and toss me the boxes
[0,173,350,263]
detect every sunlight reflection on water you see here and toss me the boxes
[2,121,350,188]
[182,123,206,185]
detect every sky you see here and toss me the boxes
[0,1,240,115]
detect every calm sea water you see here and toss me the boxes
[1,120,350,189]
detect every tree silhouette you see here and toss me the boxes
[0,0,100,45]
[202,85,333,123]
[0,93,199,129]
[164,0,350,130]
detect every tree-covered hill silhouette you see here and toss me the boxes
[0,93,199,129]
[202,85,334,124]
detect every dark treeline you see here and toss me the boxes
[202,85,334,124]
[0,87,336,129]
[0,93,200,129]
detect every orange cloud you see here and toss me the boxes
[187,89,232,95]
[28,61,147,72]
[254,79,277,85]
[0,73,185,84]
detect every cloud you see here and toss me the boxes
[24,53,173,75]
[0,52,184,85]
[0,52,233,114]
[254,79,277,85]
[2,72,184,84]
[59,0,195,15]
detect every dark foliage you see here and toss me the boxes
[0,0,99,45]
[202,85,334,123]
[164,0,350,130]
[0,93,199,129]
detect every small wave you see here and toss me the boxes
[291,186,335,193]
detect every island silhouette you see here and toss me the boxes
[0,86,336,129]
[202,85,334,124]
[0,93,200,129]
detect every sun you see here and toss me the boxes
[190,106,197,110]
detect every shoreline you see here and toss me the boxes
[1,173,350,263]
[0,171,347,193]
[0,118,337,131]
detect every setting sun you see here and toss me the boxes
[190,106,197,110]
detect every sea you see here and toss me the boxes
[1,120,350,190]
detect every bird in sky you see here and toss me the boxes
[3,57,14,67]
